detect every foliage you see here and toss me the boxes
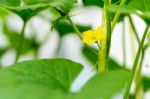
[0,0,76,21]
[0,0,150,99]
[0,59,129,99]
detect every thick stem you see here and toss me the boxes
[14,22,27,63]
[97,0,111,73]
[98,40,107,72]
[105,0,111,60]
[123,25,149,99]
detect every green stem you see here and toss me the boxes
[14,21,27,63]
[111,0,127,30]
[122,19,126,67]
[97,0,111,73]
[135,48,145,99]
[128,15,140,43]
[123,25,149,99]
[67,17,98,55]
[128,15,145,99]
[67,17,82,40]
[53,38,62,56]
[105,0,112,60]
[98,40,107,72]
[134,43,149,99]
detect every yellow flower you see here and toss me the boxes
[82,26,105,44]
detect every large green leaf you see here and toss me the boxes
[128,0,150,12]
[0,0,76,21]
[77,70,130,99]
[0,58,130,99]
[108,0,150,23]
[24,0,76,13]
[0,59,83,99]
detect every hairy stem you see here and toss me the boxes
[14,22,27,63]
[123,25,149,99]
[98,0,111,73]
[98,40,107,72]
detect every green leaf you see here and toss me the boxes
[0,0,76,21]
[0,7,10,19]
[83,0,104,7]
[0,58,83,99]
[0,0,21,6]
[0,47,7,57]
[108,0,150,23]
[0,58,130,98]
[83,0,130,8]
[128,0,150,12]
[107,58,125,70]
[142,77,150,91]
[12,5,49,21]
[78,70,130,98]
[82,46,98,65]
[24,0,76,13]
[54,21,91,37]
[128,0,150,22]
